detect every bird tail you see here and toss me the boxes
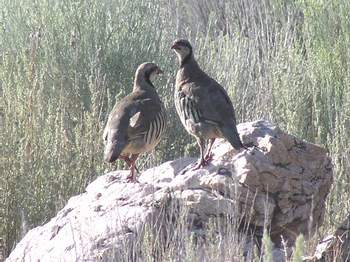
[220,124,245,150]
[103,131,126,163]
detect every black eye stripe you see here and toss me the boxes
[146,66,157,75]
[175,41,192,50]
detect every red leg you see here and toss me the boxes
[126,154,139,183]
[119,155,132,167]
[191,138,210,171]
[204,138,215,162]
[191,159,209,171]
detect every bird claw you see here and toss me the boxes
[191,159,210,171]
[204,152,214,162]
[180,158,210,175]
[126,173,139,183]
[126,177,139,183]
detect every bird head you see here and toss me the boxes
[171,39,193,64]
[135,62,163,83]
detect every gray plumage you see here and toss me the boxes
[103,62,166,181]
[171,39,244,170]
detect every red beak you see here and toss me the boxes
[171,43,179,50]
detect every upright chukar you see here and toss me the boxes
[171,39,244,170]
[103,62,167,182]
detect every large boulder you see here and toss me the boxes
[304,213,350,261]
[6,120,333,261]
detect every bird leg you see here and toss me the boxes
[119,155,140,174]
[191,138,210,171]
[180,138,212,175]
[119,155,132,167]
[126,154,140,183]
[204,138,216,162]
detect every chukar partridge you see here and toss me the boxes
[103,62,167,182]
[171,39,244,170]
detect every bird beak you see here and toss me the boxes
[171,43,179,50]
[156,68,163,75]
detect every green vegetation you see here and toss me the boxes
[263,229,273,262]
[1,0,349,259]
[293,234,305,262]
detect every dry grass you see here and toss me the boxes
[1,0,349,260]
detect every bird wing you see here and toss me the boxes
[196,77,244,149]
[103,91,161,162]
[126,97,163,138]
[129,112,141,128]
[181,77,237,127]
[175,61,243,149]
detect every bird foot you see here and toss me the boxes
[180,158,210,175]
[126,173,139,183]
[242,142,262,151]
[191,159,210,171]
[204,152,214,162]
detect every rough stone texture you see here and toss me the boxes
[304,213,350,262]
[6,120,333,262]
[0,239,5,262]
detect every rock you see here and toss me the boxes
[6,120,333,262]
[304,213,350,261]
[0,239,5,262]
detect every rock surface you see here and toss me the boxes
[6,120,333,262]
[304,213,350,262]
